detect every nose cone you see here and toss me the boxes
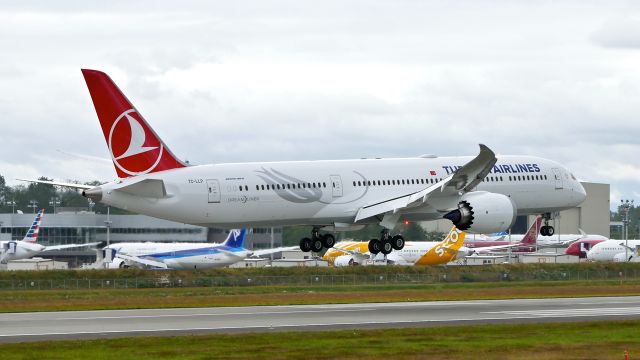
[575,182,587,205]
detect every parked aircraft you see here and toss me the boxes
[326,214,544,266]
[475,230,608,248]
[586,240,640,262]
[564,239,607,258]
[105,229,295,269]
[20,69,587,257]
[464,216,543,252]
[0,209,99,263]
[324,226,468,266]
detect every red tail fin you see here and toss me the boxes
[81,69,187,178]
[520,216,543,246]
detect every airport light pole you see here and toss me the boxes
[4,200,16,214]
[104,206,112,269]
[28,200,38,214]
[621,199,634,261]
[49,197,61,214]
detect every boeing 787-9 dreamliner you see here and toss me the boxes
[21,69,587,256]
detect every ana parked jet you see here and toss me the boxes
[0,210,99,263]
[20,69,586,257]
[105,229,294,269]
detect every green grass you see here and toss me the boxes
[1,279,640,313]
[1,320,638,359]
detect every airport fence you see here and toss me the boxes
[1,268,640,290]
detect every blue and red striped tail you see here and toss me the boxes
[23,209,45,243]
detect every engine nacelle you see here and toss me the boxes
[334,255,360,267]
[613,252,634,262]
[443,191,517,234]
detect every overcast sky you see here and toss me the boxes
[1,1,639,209]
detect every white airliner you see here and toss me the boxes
[0,210,99,263]
[20,69,587,256]
[471,231,609,248]
[586,240,640,262]
[104,229,294,269]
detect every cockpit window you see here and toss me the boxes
[571,173,576,180]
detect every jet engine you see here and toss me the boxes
[334,255,360,267]
[443,191,517,234]
[613,252,635,262]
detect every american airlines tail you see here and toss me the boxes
[223,229,248,248]
[519,216,543,246]
[23,209,44,243]
[81,69,187,178]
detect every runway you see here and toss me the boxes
[1,296,640,343]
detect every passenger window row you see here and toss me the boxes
[244,182,328,192]
[352,178,443,187]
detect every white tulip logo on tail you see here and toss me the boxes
[108,109,164,176]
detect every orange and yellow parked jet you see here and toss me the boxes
[324,226,468,266]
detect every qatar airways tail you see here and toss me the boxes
[19,69,587,257]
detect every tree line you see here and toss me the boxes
[0,174,129,214]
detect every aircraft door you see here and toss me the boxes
[551,168,563,189]
[206,179,221,203]
[7,241,17,254]
[330,175,343,197]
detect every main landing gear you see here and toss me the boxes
[540,213,555,236]
[368,229,405,256]
[299,227,336,253]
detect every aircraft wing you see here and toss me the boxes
[251,246,298,257]
[354,144,496,224]
[16,178,95,190]
[329,246,368,257]
[115,253,169,269]
[43,242,101,251]
[469,242,531,254]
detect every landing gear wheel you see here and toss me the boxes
[310,237,323,252]
[391,235,405,250]
[300,237,312,252]
[545,226,554,236]
[380,239,393,255]
[368,239,381,255]
[322,234,335,248]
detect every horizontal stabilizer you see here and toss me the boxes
[16,178,94,190]
[115,179,167,198]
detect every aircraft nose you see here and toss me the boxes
[575,182,587,204]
